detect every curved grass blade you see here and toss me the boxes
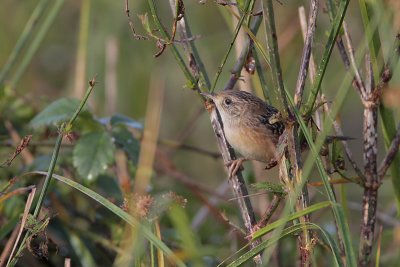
[285,91,357,266]
[252,201,331,239]
[227,223,342,267]
[28,171,186,267]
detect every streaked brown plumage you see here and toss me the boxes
[202,90,284,176]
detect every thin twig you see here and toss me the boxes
[191,182,230,230]
[322,98,366,183]
[255,194,284,229]
[210,0,254,92]
[343,22,367,99]
[146,0,199,91]
[304,0,349,118]
[378,123,400,181]
[294,0,319,108]
[298,7,316,83]
[155,150,226,199]
[262,0,290,117]
[325,0,350,69]
[223,14,263,91]
[348,202,400,227]
[124,0,148,40]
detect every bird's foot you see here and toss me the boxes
[265,159,278,170]
[226,158,248,178]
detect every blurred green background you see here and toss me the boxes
[1,0,400,266]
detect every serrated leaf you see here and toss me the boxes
[73,131,115,180]
[30,98,81,128]
[111,124,140,164]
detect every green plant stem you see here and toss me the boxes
[0,0,49,87]
[32,131,63,217]
[182,16,211,90]
[304,0,349,118]
[9,0,65,90]
[253,48,270,100]
[288,94,357,267]
[9,131,63,267]
[147,0,198,91]
[67,79,96,128]
[210,0,253,92]
[223,14,263,91]
[167,0,210,92]
[9,80,95,267]
[358,0,383,78]
[262,0,290,117]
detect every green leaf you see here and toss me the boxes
[73,131,115,180]
[111,124,140,165]
[29,98,81,128]
[110,113,143,129]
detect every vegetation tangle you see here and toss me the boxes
[0,0,400,266]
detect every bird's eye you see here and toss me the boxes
[224,98,232,105]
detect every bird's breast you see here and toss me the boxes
[223,122,277,163]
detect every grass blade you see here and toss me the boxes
[29,171,186,267]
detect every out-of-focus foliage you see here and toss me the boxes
[1,0,400,266]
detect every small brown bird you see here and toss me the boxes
[202,90,285,177]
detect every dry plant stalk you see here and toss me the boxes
[342,21,400,266]
[6,187,36,266]
[167,1,263,264]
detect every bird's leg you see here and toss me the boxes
[226,158,248,178]
[265,131,288,170]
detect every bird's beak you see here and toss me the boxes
[200,92,215,100]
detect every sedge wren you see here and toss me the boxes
[202,90,284,177]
